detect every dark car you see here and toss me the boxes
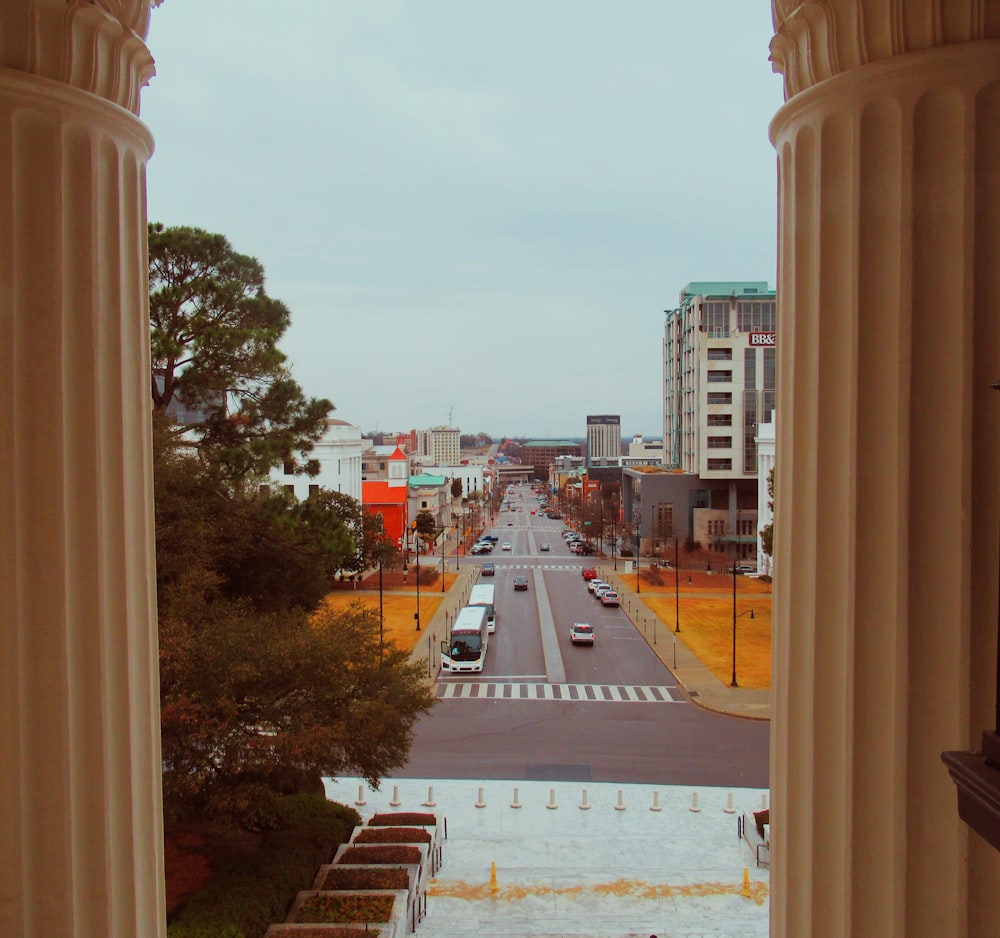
[481,562,496,576]
[513,576,529,591]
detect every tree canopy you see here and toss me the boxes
[149,222,332,479]
[154,416,429,828]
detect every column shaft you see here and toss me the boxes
[0,60,164,938]
[770,37,1000,938]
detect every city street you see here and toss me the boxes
[395,485,770,789]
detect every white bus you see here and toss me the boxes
[441,605,489,673]
[468,583,496,633]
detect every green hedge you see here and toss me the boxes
[168,795,361,938]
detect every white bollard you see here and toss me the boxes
[547,788,558,810]
[579,788,591,810]
[390,785,402,807]
[650,790,662,812]
[615,789,626,811]
[422,786,437,807]
[724,792,736,814]
[761,793,769,810]
[475,786,487,808]
[510,787,522,809]
[355,785,367,806]
[689,791,701,813]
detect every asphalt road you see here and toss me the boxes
[395,483,770,789]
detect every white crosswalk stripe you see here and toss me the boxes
[435,682,685,703]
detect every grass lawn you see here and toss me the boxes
[318,565,772,689]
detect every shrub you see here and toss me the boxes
[336,845,422,865]
[353,826,431,844]
[368,812,436,827]
[294,893,395,924]
[319,867,409,890]
[167,796,359,938]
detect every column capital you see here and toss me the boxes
[770,0,1000,99]
[0,0,161,114]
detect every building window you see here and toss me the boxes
[707,436,732,449]
[308,484,319,497]
[704,302,730,338]
[285,484,295,494]
[745,348,757,389]
[283,461,295,475]
[707,347,732,361]
[654,503,673,541]
[707,370,732,383]
[707,458,732,471]
[307,459,320,475]
[737,300,776,332]
[707,392,733,405]
[707,414,732,427]
[744,390,758,473]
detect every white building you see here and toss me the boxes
[415,425,461,466]
[627,434,664,462]
[754,415,775,576]
[663,282,776,480]
[586,414,620,465]
[271,418,363,501]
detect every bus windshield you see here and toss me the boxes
[449,633,484,660]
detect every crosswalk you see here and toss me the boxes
[436,681,685,703]
[477,563,588,572]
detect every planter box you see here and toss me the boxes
[281,889,407,938]
[361,815,444,875]
[311,863,423,929]
[266,925,387,936]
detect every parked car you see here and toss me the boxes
[587,579,607,594]
[581,568,598,580]
[600,590,620,607]
[513,576,529,591]
[594,583,615,600]
[730,564,756,575]
[570,622,595,645]
[481,562,496,576]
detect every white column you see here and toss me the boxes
[770,3,1000,936]
[0,2,164,936]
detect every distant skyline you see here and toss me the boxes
[143,3,783,440]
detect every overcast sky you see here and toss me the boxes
[143,2,784,441]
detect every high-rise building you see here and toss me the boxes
[585,415,621,466]
[414,425,461,466]
[663,282,776,478]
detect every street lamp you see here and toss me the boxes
[635,524,641,594]
[412,521,421,631]
[674,536,680,633]
[730,544,755,686]
[440,527,446,592]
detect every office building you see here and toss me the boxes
[586,415,621,466]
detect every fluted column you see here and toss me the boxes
[0,2,164,936]
[769,2,1000,936]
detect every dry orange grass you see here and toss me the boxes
[604,567,772,689]
[315,589,450,655]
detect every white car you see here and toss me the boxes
[600,590,620,607]
[501,541,512,551]
[586,579,606,594]
[594,583,615,600]
[570,622,595,644]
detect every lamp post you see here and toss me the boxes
[413,521,421,631]
[674,536,680,633]
[440,527,446,592]
[635,524,641,594]
[731,553,738,686]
